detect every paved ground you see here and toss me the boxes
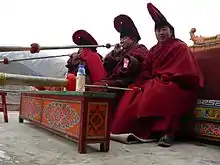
[0,112,219,165]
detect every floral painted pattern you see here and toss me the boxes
[87,103,108,137]
[22,97,41,120]
[43,101,80,129]
[194,121,220,140]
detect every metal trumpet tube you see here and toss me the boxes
[0,54,70,64]
[0,72,68,87]
[0,72,137,91]
[0,43,115,53]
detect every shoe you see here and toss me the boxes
[158,134,173,147]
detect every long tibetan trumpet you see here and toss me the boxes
[0,72,68,87]
[0,43,114,64]
[0,43,113,54]
[1,54,71,64]
[0,72,134,91]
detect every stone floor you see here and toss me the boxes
[0,112,219,165]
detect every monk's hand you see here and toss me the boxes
[114,44,122,54]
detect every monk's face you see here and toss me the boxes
[120,36,135,49]
[66,52,78,73]
[78,48,83,54]
[155,26,172,43]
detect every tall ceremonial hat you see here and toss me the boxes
[114,14,141,41]
[72,30,98,52]
[147,3,175,37]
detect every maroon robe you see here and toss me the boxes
[111,39,204,138]
[96,43,148,88]
[92,43,148,110]
[66,48,106,84]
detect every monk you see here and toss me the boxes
[96,14,148,88]
[93,15,148,108]
[111,3,204,147]
[65,29,106,85]
[35,30,106,91]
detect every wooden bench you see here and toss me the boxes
[0,91,8,122]
[19,91,116,153]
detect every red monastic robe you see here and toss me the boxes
[111,39,204,138]
[35,48,106,91]
[66,48,106,84]
[92,44,148,110]
[101,44,148,87]
[79,48,106,84]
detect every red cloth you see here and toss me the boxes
[35,48,106,91]
[111,39,204,138]
[66,49,106,85]
[80,48,106,83]
[102,44,148,87]
[90,44,148,110]
[66,73,76,91]
[89,44,148,118]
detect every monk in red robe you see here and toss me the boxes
[66,29,106,84]
[93,15,148,108]
[111,3,204,147]
[96,14,148,88]
[35,30,106,91]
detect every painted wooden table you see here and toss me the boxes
[194,99,220,141]
[19,91,116,153]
